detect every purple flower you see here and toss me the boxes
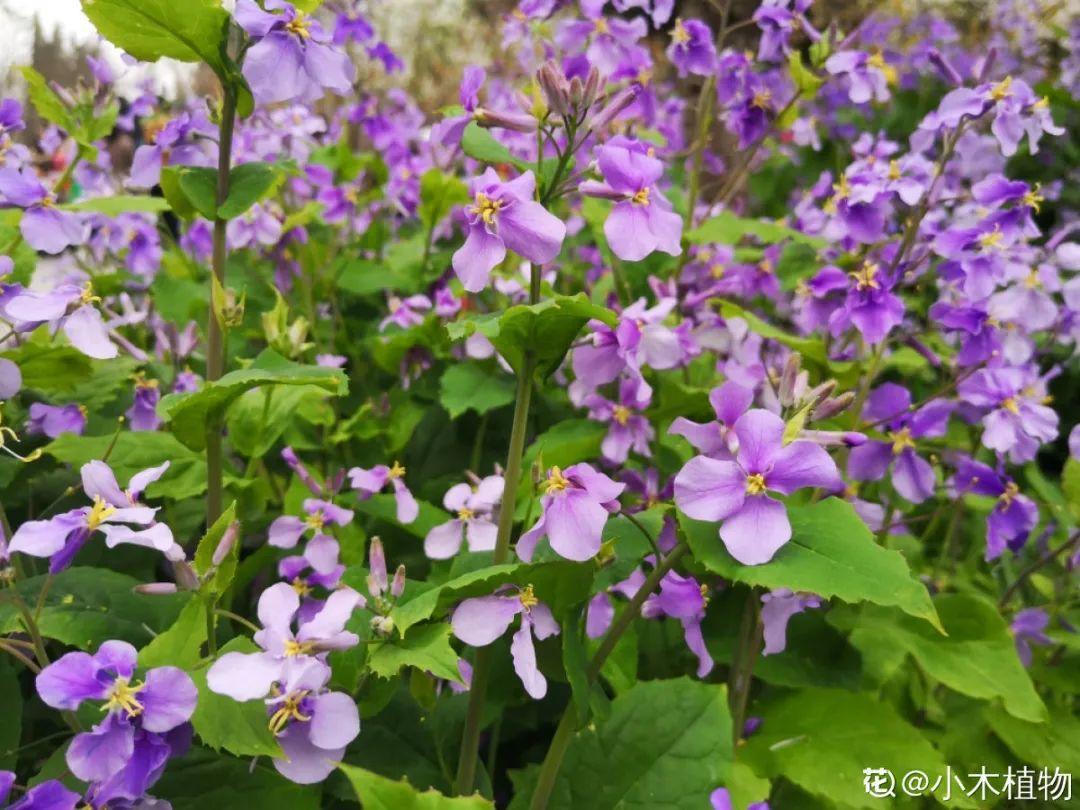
[379,294,431,332]
[760,589,821,655]
[753,0,814,62]
[669,380,754,458]
[846,384,952,504]
[266,658,360,784]
[584,378,654,463]
[347,461,418,524]
[424,474,504,559]
[26,402,86,439]
[829,261,905,346]
[1010,608,1052,667]
[580,137,682,262]
[125,377,161,432]
[36,640,196,786]
[674,409,842,565]
[268,498,354,549]
[517,463,625,562]
[950,457,1038,561]
[958,367,1058,463]
[666,19,717,77]
[9,461,175,572]
[451,169,565,292]
[278,534,345,612]
[234,0,354,106]
[825,50,895,104]
[207,583,362,701]
[0,167,87,254]
[451,585,560,699]
[5,282,117,359]
[128,112,215,189]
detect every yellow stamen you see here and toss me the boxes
[671,19,691,45]
[1001,397,1020,415]
[751,89,772,109]
[593,17,609,34]
[519,584,538,610]
[305,510,325,531]
[544,466,570,494]
[989,75,1013,102]
[86,496,117,531]
[612,405,631,426]
[1023,185,1043,212]
[268,691,311,735]
[1024,270,1041,289]
[291,577,312,597]
[457,507,475,520]
[283,639,317,657]
[887,160,901,181]
[850,261,880,291]
[632,188,650,206]
[80,282,101,306]
[388,461,406,479]
[285,14,311,39]
[104,677,145,718]
[745,473,767,495]
[469,192,504,225]
[888,426,916,455]
[710,263,725,279]
[998,481,1019,508]
[978,226,1004,251]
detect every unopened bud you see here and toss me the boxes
[812,391,856,421]
[212,521,240,567]
[804,379,837,411]
[171,560,200,590]
[581,67,602,110]
[135,582,179,596]
[800,429,866,447]
[475,107,538,133]
[568,76,584,109]
[537,61,570,116]
[927,48,963,87]
[778,354,802,408]
[391,564,406,598]
[368,537,388,596]
[589,83,641,131]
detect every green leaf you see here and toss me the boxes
[193,501,239,593]
[686,210,826,248]
[681,498,941,631]
[834,594,1047,723]
[439,363,515,419]
[339,764,493,809]
[154,748,322,810]
[419,168,468,232]
[353,493,447,539]
[219,162,285,219]
[188,638,283,758]
[447,294,616,379]
[159,167,197,220]
[389,560,592,637]
[522,419,607,476]
[368,623,463,683]
[542,678,732,809]
[43,432,208,501]
[138,596,207,670]
[62,195,171,215]
[739,688,951,810]
[158,349,348,451]
[20,67,76,132]
[460,121,525,169]
[1,344,92,394]
[0,568,187,650]
[225,384,329,458]
[984,705,1080,776]
[1062,458,1080,521]
[176,167,219,220]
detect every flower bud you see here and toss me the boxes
[475,107,538,133]
[804,379,837,412]
[171,560,200,591]
[391,564,406,598]
[812,391,856,421]
[537,61,570,116]
[212,521,240,567]
[371,615,395,638]
[778,354,802,408]
[800,429,866,447]
[589,83,641,131]
[368,537,388,597]
[135,582,179,596]
[581,67,602,110]
[568,76,584,110]
[927,48,963,87]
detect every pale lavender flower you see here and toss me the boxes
[0,167,87,253]
[517,464,625,562]
[760,589,822,655]
[26,402,86,438]
[424,474,504,559]
[347,461,418,524]
[268,498,354,549]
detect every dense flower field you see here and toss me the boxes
[0,0,1078,807]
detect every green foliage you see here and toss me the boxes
[686,210,827,248]
[340,764,494,809]
[367,623,463,683]
[439,363,515,418]
[419,168,469,232]
[682,499,942,630]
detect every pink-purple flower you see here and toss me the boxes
[348,461,419,524]
[517,463,625,562]
[424,473,504,559]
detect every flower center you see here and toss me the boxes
[631,187,650,206]
[457,507,475,520]
[105,677,145,718]
[888,426,915,455]
[544,466,570,494]
[268,690,311,734]
[1000,397,1020,415]
[745,473,767,495]
[989,75,1012,102]
[612,405,631,425]
[283,639,317,657]
[470,192,504,225]
[1024,270,1041,289]
[593,17,609,34]
[671,19,691,44]
[998,481,1019,507]
[86,496,117,531]
[80,282,100,306]
[305,510,325,530]
[388,461,406,479]
[519,584,538,610]
[751,89,772,109]
[887,160,901,181]
[1023,186,1043,212]
[291,577,311,597]
[978,226,1004,251]
[285,14,312,39]
[850,261,880,291]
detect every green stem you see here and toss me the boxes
[205,88,238,528]
[205,596,218,658]
[999,531,1080,608]
[454,263,540,796]
[529,543,689,810]
[728,587,762,748]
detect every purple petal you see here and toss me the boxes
[733,409,784,473]
[451,595,521,646]
[720,495,791,565]
[138,666,197,732]
[206,651,281,701]
[63,305,117,359]
[766,440,841,495]
[36,651,110,710]
[452,224,506,292]
[544,490,608,561]
[308,691,360,749]
[66,714,134,783]
[673,456,746,522]
[511,619,547,699]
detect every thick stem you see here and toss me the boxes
[454,264,540,796]
[205,89,238,527]
[529,543,689,810]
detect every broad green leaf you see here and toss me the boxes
[160,166,198,219]
[681,498,941,630]
[773,241,820,291]
[1,343,92,394]
[543,678,732,809]
[984,705,1080,776]
[419,168,468,232]
[460,121,525,169]
[447,295,616,379]
[686,210,826,248]
[20,68,76,132]
[388,560,593,637]
[188,638,282,758]
[138,596,207,670]
[367,623,462,683]
[154,748,322,810]
[158,349,348,451]
[439,363,515,418]
[63,195,171,215]
[225,384,329,458]
[1061,457,1080,520]
[43,432,208,501]
[834,595,1047,723]
[522,419,606,477]
[176,167,219,220]
[739,688,953,810]
[0,568,186,650]
[219,162,285,219]
[339,764,493,809]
